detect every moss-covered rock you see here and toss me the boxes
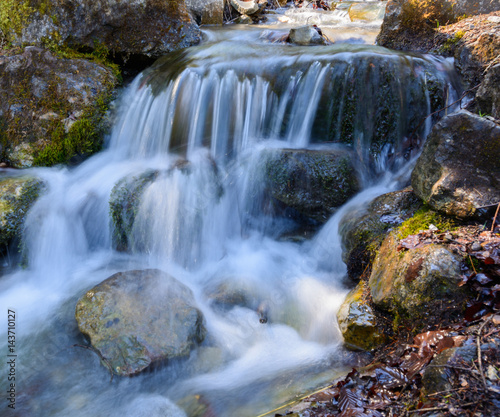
[337,281,386,351]
[0,46,118,167]
[340,188,423,282]
[1,0,200,61]
[411,110,500,218]
[263,148,360,223]
[0,175,44,250]
[369,232,468,329]
[75,269,206,376]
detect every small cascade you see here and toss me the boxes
[0,13,463,417]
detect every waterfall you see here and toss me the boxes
[0,22,461,417]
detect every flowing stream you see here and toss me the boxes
[1,4,462,416]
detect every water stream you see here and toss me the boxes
[1,4,462,416]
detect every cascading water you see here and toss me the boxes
[1,6,462,417]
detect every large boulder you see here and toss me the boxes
[0,47,118,167]
[0,175,44,250]
[369,232,468,328]
[476,63,500,120]
[337,281,386,351]
[185,0,224,25]
[263,148,360,223]
[340,188,422,282]
[75,269,206,376]
[1,0,200,61]
[411,110,500,218]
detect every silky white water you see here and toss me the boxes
[0,9,461,416]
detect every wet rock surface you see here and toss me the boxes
[337,281,386,351]
[288,25,326,45]
[411,110,500,218]
[0,175,44,250]
[263,148,360,223]
[340,188,422,282]
[0,46,117,167]
[75,269,206,376]
[185,0,225,25]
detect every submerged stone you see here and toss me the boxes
[263,148,360,223]
[411,110,500,218]
[75,269,206,376]
[337,281,385,351]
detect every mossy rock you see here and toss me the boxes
[369,232,468,330]
[75,269,206,376]
[1,0,200,61]
[339,187,423,282]
[0,47,118,167]
[263,148,360,223]
[0,175,44,249]
[337,281,386,351]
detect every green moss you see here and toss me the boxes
[0,0,33,41]
[439,30,465,53]
[397,205,455,239]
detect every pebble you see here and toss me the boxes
[487,16,500,23]
[471,242,482,251]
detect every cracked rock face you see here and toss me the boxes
[411,110,500,218]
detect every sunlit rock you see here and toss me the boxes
[288,25,326,45]
[369,232,468,328]
[0,176,44,250]
[411,110,500,218]
[75,269,206,376]
[337,281,385,351]
[109,169,160,252]
[185,0,224,25]
[263,148,360,223]
[340,188,422,282]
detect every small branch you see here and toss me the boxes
[409,402,479,413]
[73,344,114,382]
[476,316,492,390]
[491,201,500,232]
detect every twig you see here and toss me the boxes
[483,53,500,74]
[468,255,477,274]
[410,84,480,140]
[476,315,492,390]
[408,402,479,413]
[491,201,500,232]
[73,344,114,382]
[426,365,476,372]
[427,387,467,397]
